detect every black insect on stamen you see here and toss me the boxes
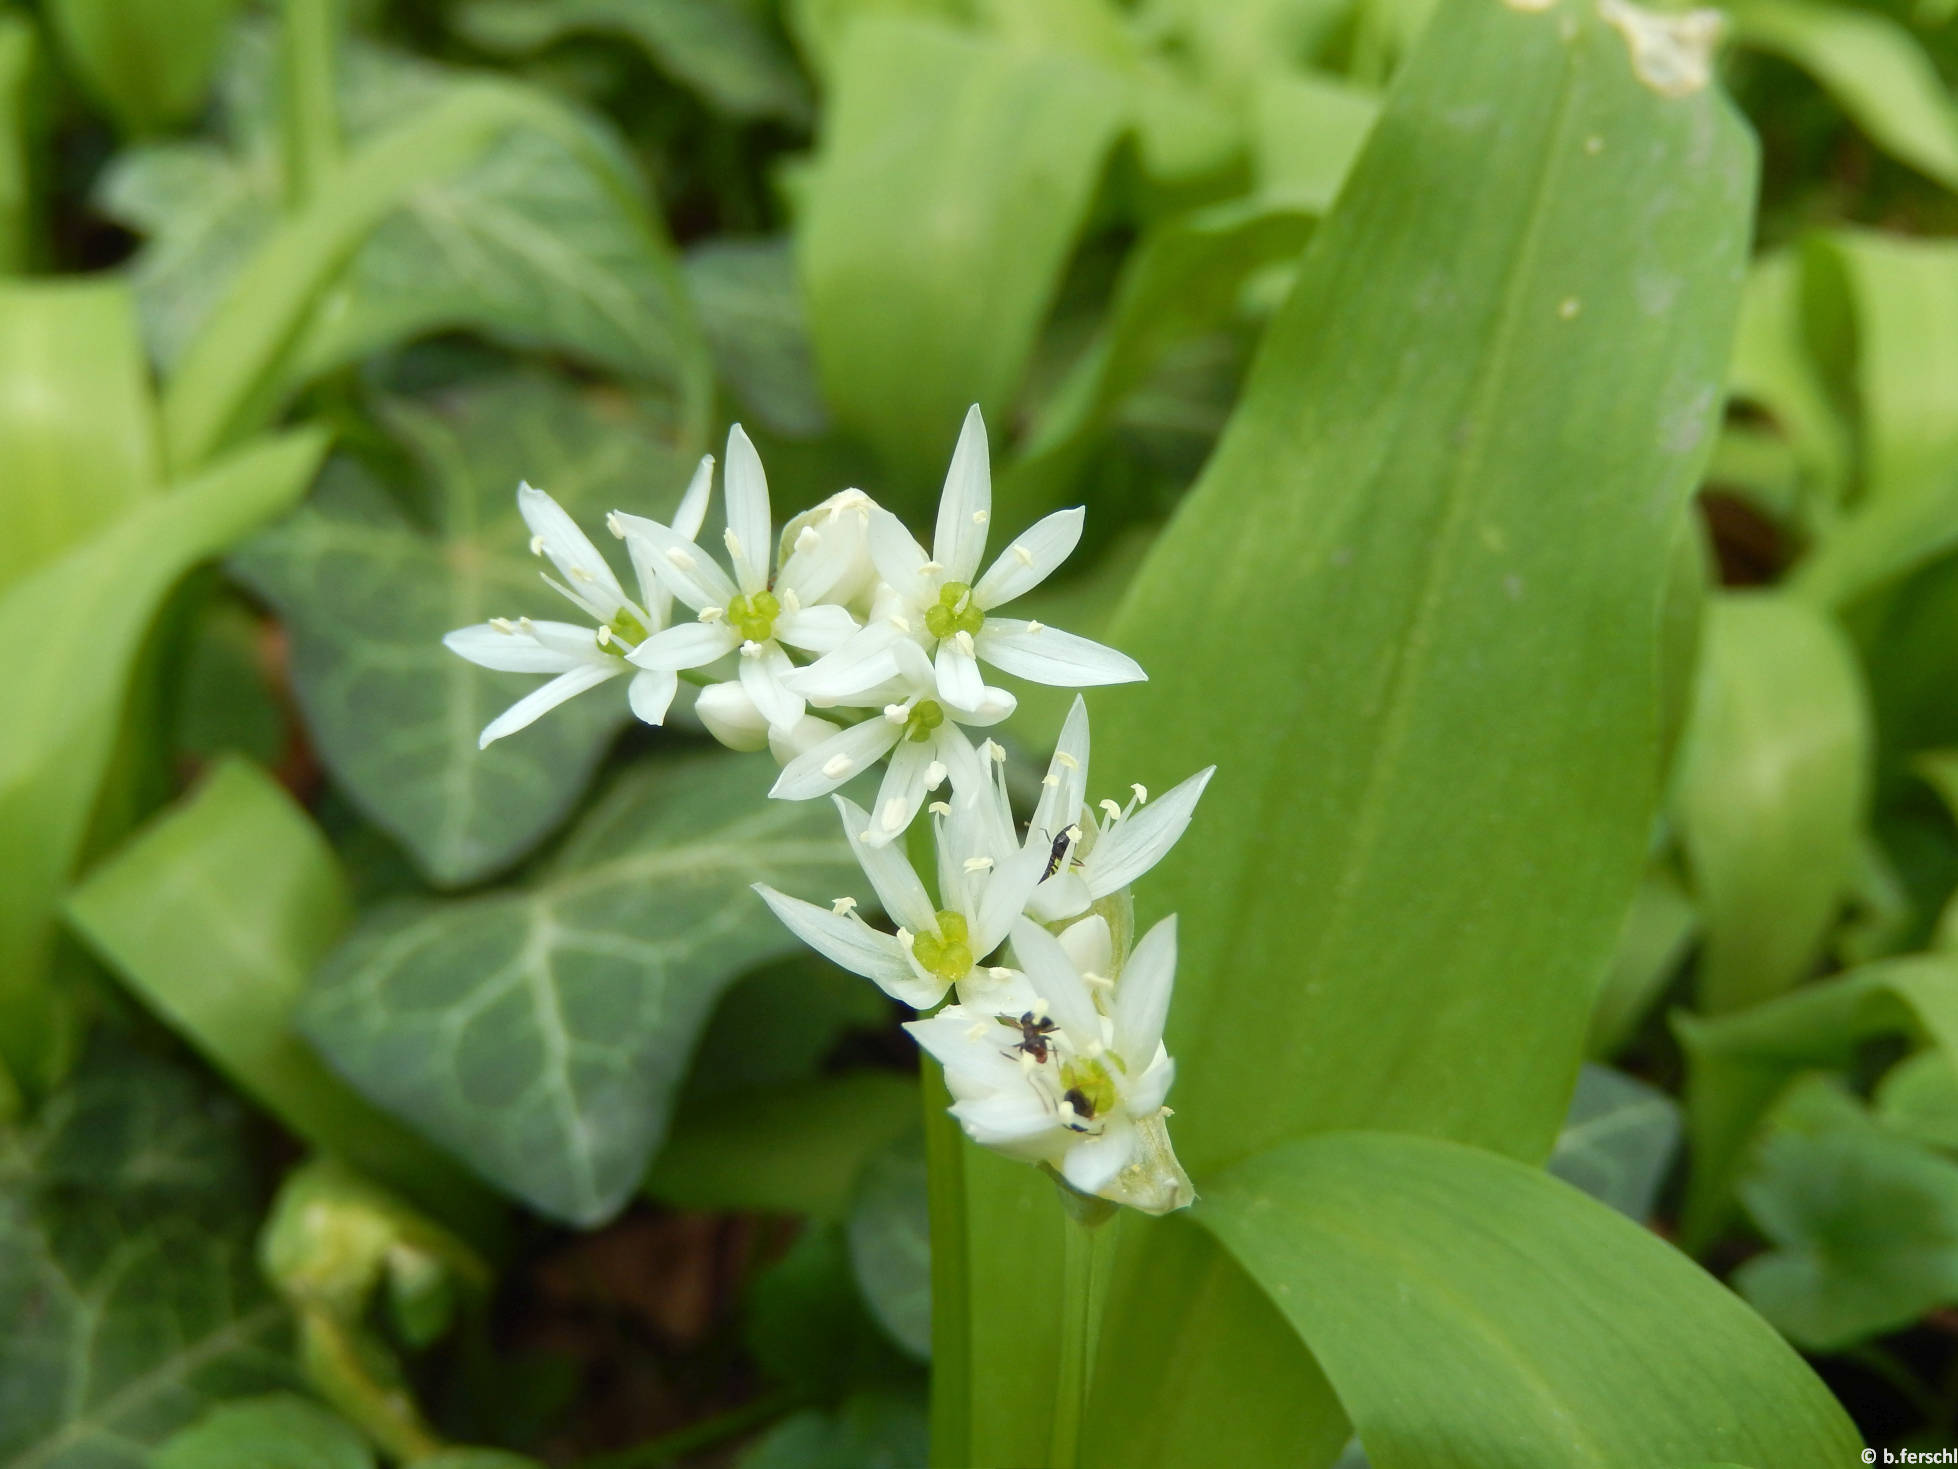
[998,1010,1058,1064]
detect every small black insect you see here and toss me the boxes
[998,1011,1058,1064]
[1041,823,1083,882]
[1062,1087,1098,1131]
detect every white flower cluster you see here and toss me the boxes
[446,407,1205,1214]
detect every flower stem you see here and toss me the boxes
[279,0,342,212]
[1049,1207,1105,1469]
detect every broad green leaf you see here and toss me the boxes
[744,1224,919,1401]
[455,0,812,123]
[686,237,829,439]
[1677,952,1958,1244]
[0,427,326,1093]
[1587,864,1698,1058]
[1794,232,1958,606]
[847,1131,930,1359]
[799,17,1126,493]
[1198,1131,1860,1466]
[65,759,487,1223]
[0,278,160,593]
[648,1070,917,1221]
[1725,249,1850,512]
[1876,1048,1958,1151]
[956,0,1756,1458]
[173,595,286,766]
[301,754,859,1226]
[1730,0,1958,193]
[736,1392,929,1469]
[96,29,709,466]
[42,0,240,135]
[1546,1064,1680,1221]
[0,1045,294,1469]
[680,957,893,1103]
[231,374,690,886]
[152,1396,372,1469]
[785,0,970,81]
[1000,199,1312,527]
[0,16,37,275]
[1251,72,1378,212]
[1674,592,1870,1014]
[1736,1077,1958,1350]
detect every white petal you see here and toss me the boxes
[741,641,805,731]
[776,497,870,607]
[1126,1051,1176,1117]
[754,885,943,1008]
[929,723,987,804]
[976,620,1146,688]
[1056,913,1113,981]
[673,453,715,540]
[1009,917,1101,1048]
[1032,696,1091,839]
[973,506,1084,608]
[835,795,938,934]
[971,835,1049,960]
[954,1091,1070,1160]
[954,964,1043,1017]
[933,404,992,583]
[518,484,627,620]
[784,622,920,704]
[445,623,586,674]
[626,619,739,672]
[934,639,986,713]
[771,714,902,800]
[864,738,935,847]
[613,512,740,611]
[1086,766,1216,898]
[951,684,1017,728]
[868,507,935,607]
[1025,870,1091,924]
[627,668,678,726]
[776,603,861,656]
[1063,1122,1140,1196]
[723,424,772,594]
[478,663,619,748]
[1115,914,1178,1063]
[696,679,770,752]
[769,713,838,764]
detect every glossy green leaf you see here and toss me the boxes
[736,1392,929,1469]
[648,1070,917,1221]
[956,0,1756,1458]
[1794,231,1958,606]
[1735,1077,1958,1351]
[456,0,811,123]
[1677,952,1958,1244]
[686,237,829,439]
[301,754,859,1226]
[848,1131,930,1359]
[1876,1048,1958,1151]
[152,1396,373,1469]
[65,759,486,1221]
[1730,0,1958,193]
[799,17,1126,492]
[744,1223,919,1400]
[42,0,240,135]
[0,16,37,275]
[0,1044,294,1468]
[1251,72,1378,212]
[0,278,160,594]
[231,374,690,886]
[1587,864,1698,1058]
[1198,1131,1860,1466]
[1546,1064,1680,1221]
[1674,592,1870,1014]
[1725,249,1850,512]
[0,427,326,1093]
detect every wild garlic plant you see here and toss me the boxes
[446,406,1205,1217]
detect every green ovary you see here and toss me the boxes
[601,606,650,658]
[727,590,780,642]
[1062,1056,1116,1120]
[923,581,984,641]
[912,910,973,982]
[904,699,945,743]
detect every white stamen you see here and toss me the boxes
[723,528,745,560]
[699,605,725,623]
[570,566,595,583]
[1082,971,1114,990]
[781,587,801,613]
[822,754,855,779]
[962,856,995,874]
[973,509,989,526]
[1054,751,1079,771]
[928,800,952,816]
[884,703,911,725]
[1040,773,1060,788]
[597,626,614,647]
[983,741,1006,764]
[921,560,943,575]
[954,630,976,655]
[925,760,948,789]
[969,1022,992,1042]
[606,513,625,539]
[795,526,822,553]
[889,614,913,633]
[990,966,1016,981]
[1012,543,1033,566]
[1026,620,1045,634]
[831,896,858,916]
[490,617,516,634]
[529,535,546,556]
[1099,798,1123,823]
[1131,783,1148,804]
[881,798,908,832]
[740,640,764,659]
[895,927,915,950]
[667,547,695,569]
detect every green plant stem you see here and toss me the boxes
[573,1389,803,1469]
[1049,1209,1104,1469]
[279,0,342,211]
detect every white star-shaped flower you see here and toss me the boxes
[752,792,1050,1010]
[443,463,712,748]
[766,636,1017,844]
[788,406,1145,715]
[616,425,864,739]
[907,912,1192,1214]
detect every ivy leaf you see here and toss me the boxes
[686,238,829,440]
[152,1396,373,1469]
[1546,1064,1681,1222]
[231,373,693,887]
[846,1131,930,1359]
[0,1044,293,1469]
[96,25,701,398]
[300,753,860,1226]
